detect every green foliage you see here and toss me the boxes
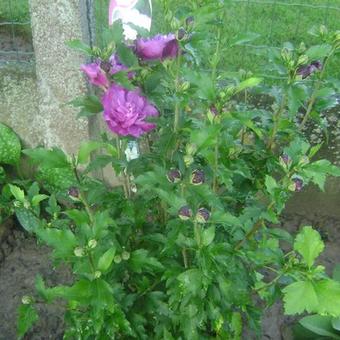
[0,123,21,165]
[17,304,38,339]
[13,4,340,339]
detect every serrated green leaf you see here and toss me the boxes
[314,280,340,316]
[283,280,319,315]
[116,43,138,68]
[235,77,263,93]
[265,175,278,195]
[294,226,324,267]
[177,269,202,295]
[129,249,164,274]
[17,304,39,338]
[78,141,105,164]
[0,123,21,165]
[98,248,116,272]
[202,226,215,246]
[23,147,69,168]
[31,194,49,207]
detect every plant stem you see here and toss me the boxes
[173,55,181,132]
[299,55,331,129]
[194,222,201,248]
[213,141,219,192]
[267,94,287,150]
[116,136,130,199]
[182,248,189,268]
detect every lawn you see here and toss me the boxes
[1,0,339,77]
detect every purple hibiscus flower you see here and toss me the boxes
[297,60,322,79]
[80,63,109,89]
[135,34,179,61]
[102,84,159,137]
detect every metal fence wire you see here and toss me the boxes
[0,0,34,64]
[92,0,340,79]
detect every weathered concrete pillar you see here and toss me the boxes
[29,0,89,154]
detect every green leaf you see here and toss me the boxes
[265,175,278,196]
[17,304,39,338]
[68,95,103,118]
[78,141,105,164]
[37,167,76,193]
[231,312,242,339]
[294,226,324,267]
[98,248,116,272]
[333,264,340,282]
[332,317,340,332]
[116,43,138,68]
[65,39,92,56]
[202,226,215,246]
[31,194,49,207]
[314,280,340,316]
[235,77,263,93]
[15,208,40,233]
[35,227,77,258]
[300,315,340,339]
[283,280,319,315]
[306,44,332,59]
[9,184,25,202]
[0,123,21,165]
[23,147,69,168]
[177,269,202,295]
[129,249,164,274]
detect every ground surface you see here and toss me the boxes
[1,212,340,340]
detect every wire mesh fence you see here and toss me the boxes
[92,0,340,79]
[0,0,34,65]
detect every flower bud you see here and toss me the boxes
[88,239,97,249]
[289,177,304,192]
[114,255,122,264]
[68,187,80,199]
[94,271,102,279]
[177,27,186,40]
[195,207,210,224]
[191,169,205,185]
[186,143,197,155]
[178,206,193,220]
[279,154,292,168]
[180,81,190,91]
[184,155,194,167]
[297,55,308,66]
[320,25,328,36]
[74,247,85,257]
[122,251,130,261]
[22,295,33,305]
[185,16,194,27]
[167,168,181,183]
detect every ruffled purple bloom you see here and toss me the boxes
[297,60,322,79]
[80,63,109,89]
[109,54,135,79]
[102,84,159,137]
[135,34,179,61]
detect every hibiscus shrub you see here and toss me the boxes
[14,2,340,339]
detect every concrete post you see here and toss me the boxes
[29,0,89,154]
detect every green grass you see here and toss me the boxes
[95,0,340,79]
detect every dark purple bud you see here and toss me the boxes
[177,27,186,40]
[196,207,210,223]
[186,16,194,27]
[191,169,205,185]
[297,60,322,79]
[178,206,193,220]
[280,154,292,167]
[292,178,304,192]
[166,168,181,183]
[210,105,218,116]
[68,186,80,198]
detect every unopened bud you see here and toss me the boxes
[22,295,33,305]
[195,207,210,224]
[68,187,80,199]
[184,155,194,167]
[177,27,186,40]
[167,169,181,183]
[191,169,205,185]
[186,144,197,155]
[94,271,102,279]
[297,55,308,66]
[74,247,85,257]
[122,251,130,261]
[178,206,193,220]
[114,255,122,264]
[185,16,194,27]
[88,239,97,249]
